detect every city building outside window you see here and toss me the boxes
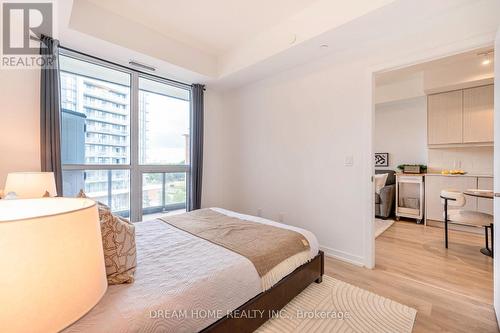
[59,51,191,221]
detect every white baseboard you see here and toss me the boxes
[320,245,365,267]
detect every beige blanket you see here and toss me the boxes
[160,209,310,277]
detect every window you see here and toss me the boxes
[60,51,191,221]
[142,173,187,219]
[139,77,190,165]
[63,170,130,216]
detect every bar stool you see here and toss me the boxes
[440,190,494,257]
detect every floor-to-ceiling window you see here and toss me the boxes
[59,50,191,222]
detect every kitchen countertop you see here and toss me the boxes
[424,173,493,178]
[395,172,493,178]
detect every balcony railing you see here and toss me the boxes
[142,173,187,217]
[84,170,130,217]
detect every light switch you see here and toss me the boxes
[345,155,354,167]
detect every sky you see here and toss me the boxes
[141,92,190,164]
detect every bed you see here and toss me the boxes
[64,208,324,333]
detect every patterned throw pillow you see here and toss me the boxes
[77,190,137,284]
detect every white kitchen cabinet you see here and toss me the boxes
[463,85,494,143]
[427,84,494,146]
[425,175,477,222]
[477,177,494,215]
[427,90,463,145]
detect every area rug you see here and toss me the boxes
[256,275,416,333]
[375,218,395,238]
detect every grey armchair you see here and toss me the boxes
[375,170,396,219]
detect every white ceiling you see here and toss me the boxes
[375,47,495,85]
[67,0,398,80]
[85,0,315,55]
[61,0,500,88]
[373,46,495,104]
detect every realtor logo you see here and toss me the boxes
[2,2,53,55]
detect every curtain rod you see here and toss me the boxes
[59,45,193,89]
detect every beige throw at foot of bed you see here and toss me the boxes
[160,208,310,277]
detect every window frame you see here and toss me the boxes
[60,49,192,222]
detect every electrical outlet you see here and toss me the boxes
[257,208,262,217]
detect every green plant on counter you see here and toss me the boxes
[397,164,427,171]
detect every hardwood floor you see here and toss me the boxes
[324,220,497,332]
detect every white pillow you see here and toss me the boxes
[374,173,389,194]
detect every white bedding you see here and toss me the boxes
[63,208,319,333]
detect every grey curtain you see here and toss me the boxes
[40,35,63,195]
[189,84,204,210]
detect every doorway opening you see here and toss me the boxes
[370,46,496,330]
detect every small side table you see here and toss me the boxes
[395,174,425,224]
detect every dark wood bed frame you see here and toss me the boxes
[200,250,324,333]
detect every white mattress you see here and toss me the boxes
[63,208,319,333]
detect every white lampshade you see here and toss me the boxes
[0,198,107,333]
[4,172,57,198]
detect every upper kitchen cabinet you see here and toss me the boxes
[428,90,463,145]
[427,84,494,146]
[463,85,494,143]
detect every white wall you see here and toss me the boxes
[493,25,500,327]
[202,89,236,208]
[375,97,428,170]
[428,147,493,175]
[215,58,373,265]
[0,70,41,187]
[202,0,500,266]
[375,73,425,104]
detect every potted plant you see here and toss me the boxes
[396,164,427,174]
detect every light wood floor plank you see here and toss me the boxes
[324,221,498,333]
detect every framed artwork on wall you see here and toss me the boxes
[374,153,389,167]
